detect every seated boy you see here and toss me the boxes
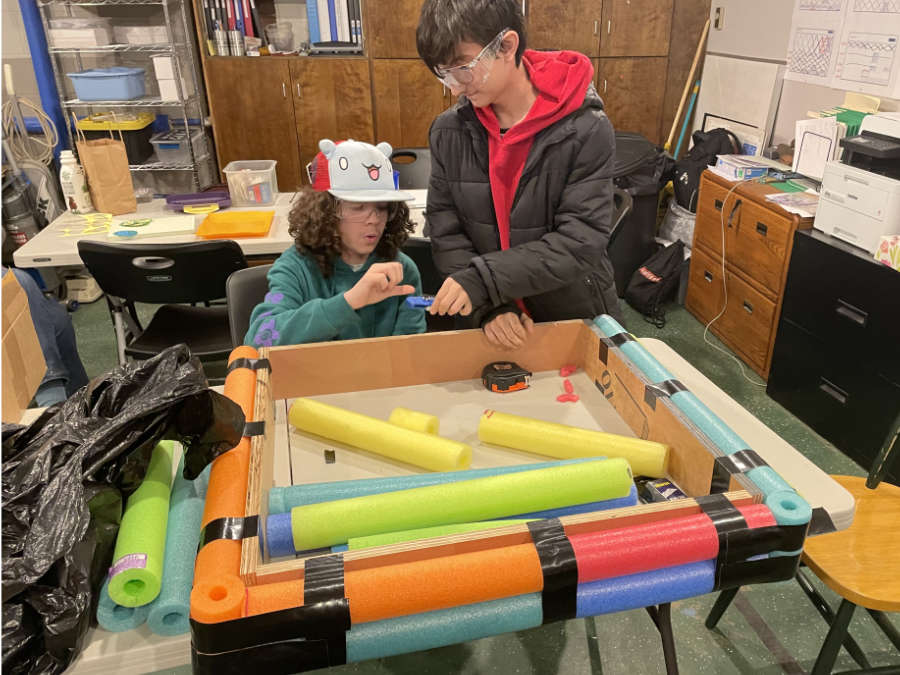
[245,139,426,347]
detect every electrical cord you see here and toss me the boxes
[2,96,59,166]
[701,176,768,388]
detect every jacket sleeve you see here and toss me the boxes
[392,255,427,336]
[244,257,361,347]
[426,125,481,279]
[454,114,616,310]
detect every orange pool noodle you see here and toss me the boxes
[190,574,246,623]
[245,578,305,617]
[191,346,258,623]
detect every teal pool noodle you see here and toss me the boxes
[146,460,211,636]
[268,458,598,513]
[593,316,811,527]
[347,593,543,663]
[96,578,150,633]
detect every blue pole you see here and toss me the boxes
[674,80,700,160]
[17,0,68,161]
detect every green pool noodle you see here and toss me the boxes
[291,458,633,550]
[347,519,534,550]
[107,441,175,608]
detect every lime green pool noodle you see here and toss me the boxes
[291,458,633,550]
[107,441,175,608]
[347,519,534,550]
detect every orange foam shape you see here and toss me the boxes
[191,574,246,623]
[245,578,306,617]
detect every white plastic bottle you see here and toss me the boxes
[59,150,93,214]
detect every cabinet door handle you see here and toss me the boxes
[607,19,611,34]
[521,0,526,15]
[282,82,286,98]
[742,301,753,314]
[703,270,713,282]
[835,299,868,327]
[756,222,768,236]
[296,83,302,97]
[819,377,848,405]
[594,19,599,35]
[714,199,723,211]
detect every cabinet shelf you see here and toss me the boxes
[130,154,211,171]
[50,44,178,55]
[63,95,198,108]
[39,0,174,6]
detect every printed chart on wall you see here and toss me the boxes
[786,0,900,98]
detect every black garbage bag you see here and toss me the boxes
[1,344,245,674]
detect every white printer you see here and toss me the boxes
[814,112,900,254]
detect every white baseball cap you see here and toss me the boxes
[307,138,413,202]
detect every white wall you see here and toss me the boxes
[2,0,42,104]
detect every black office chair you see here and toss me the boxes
[607,187,639,297]
[226,264,272,348]
[77,240,247,367]
[390,148,431,189]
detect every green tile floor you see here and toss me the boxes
[68,298,898,674]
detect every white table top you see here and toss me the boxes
[18,337,850,674]
[14,191,429,270]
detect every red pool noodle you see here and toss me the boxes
[571,503,776,583]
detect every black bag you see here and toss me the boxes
[673,128,741,212]
[624,240,686,328]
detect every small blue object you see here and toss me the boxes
[113,230,139,238]
[267,512,296,558]
[405,295,434,308]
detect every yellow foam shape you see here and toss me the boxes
[289,398,471,472]
[388,407,439,435]
[478,409,668,478]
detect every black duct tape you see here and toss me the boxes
[199,514,259,549]
[697,494,807,589]
[227,357,271,373]
[807,507,837,537]
[190,597,351,675]
[304,554,346,605]
[598,338,610,364]
[643,379,688,410]
[527,519,578,624]
[710,449,770,494]
[243,421,265,437]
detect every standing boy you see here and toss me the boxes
[417,0,623,349]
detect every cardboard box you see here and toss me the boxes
[2,273,47,421]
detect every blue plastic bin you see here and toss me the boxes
[66,67,146,101]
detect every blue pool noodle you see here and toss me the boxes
[345,561,716,662]
[146,461,210,636]
[268,458,599,513]
[593,315,810,529]
[97,578,151,632]
[270,486,640,558]
[576,559,715,617]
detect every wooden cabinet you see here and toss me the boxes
[527,0,601,56]
[595,57,667,144]
[372,59,450,149]
[204,58,301,190]
[368,0,423,58]
[599,0,673,57]
[289,58,374,181]
[685,171,813,378]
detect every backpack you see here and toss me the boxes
[673,128,741,212]
[624,240,686,328]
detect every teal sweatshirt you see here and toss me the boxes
[245,247,426,347]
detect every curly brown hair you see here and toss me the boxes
[287,187,414,277]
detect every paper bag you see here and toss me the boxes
[74,121,136,215]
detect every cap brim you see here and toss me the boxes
[327,188,414,202]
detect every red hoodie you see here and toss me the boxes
[474,49,594,253]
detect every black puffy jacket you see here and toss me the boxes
[426,83,623,326]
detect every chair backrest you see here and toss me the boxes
[226,264,272,347]
[78,240,247,304]
[390,148,432,189]
[608,187,634,245]
[867,411,900,488]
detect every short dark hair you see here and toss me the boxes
[416,0,526,77]
[287,188,412,277]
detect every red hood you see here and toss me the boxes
[472,50,593,315]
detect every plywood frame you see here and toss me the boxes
[237,320,759,586]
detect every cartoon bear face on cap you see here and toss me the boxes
[320,139,395,194]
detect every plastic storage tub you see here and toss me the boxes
[77,112,155,164]
[223,160,278,206]
[48,18,113,48]
[66,67,146,101]
[149,127,206,165]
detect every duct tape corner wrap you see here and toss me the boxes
[592,314,812,528]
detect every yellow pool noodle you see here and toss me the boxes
[289,398,471,472]
[388,407,439,435]
[478,409,668,478]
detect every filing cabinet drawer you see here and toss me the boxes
[718,267,776,374]
[684,245,725,325]
[768,319,900,482]
[729,200,792,296]
[694,176,739,259]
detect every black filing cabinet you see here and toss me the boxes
[767,229,900,484]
